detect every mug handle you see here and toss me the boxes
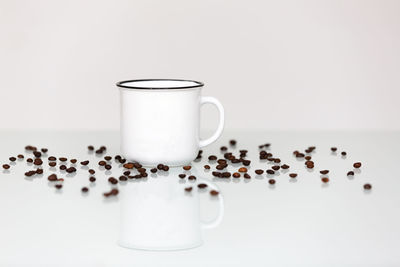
[199,96,225,148]
[199,179,225,229]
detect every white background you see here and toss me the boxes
[1,0,399,131]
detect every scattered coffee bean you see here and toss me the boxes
[238,167,247,173]
[274,158,281,163]
[210,190,219,196]
[88,145,94,151]
[272,165,280,171]
[95,149,103,154]
[220,146,227,151]
[33,158,43,165]
[233,172,240,178]
[320,170,329,175]
[229,140,237,146]
[179,174,186,179]
[27,158,33,163]
[48,174,57,181]
[25,170,36,177]
[266,170,275,175]
[9,157,16,162]
[41,148,48,153]
[59,157,67,162]
[255,169,264,175]
[104,156,112,161]
[212,171,222,177]
[59,165,67,170]
[305,156,312,160]
[2,164,10,169]
[55,184,63,190]
[157,164,164,170]
[204,165,211,170]
[363,183,372,190]
[80,160,89,165]
[268,179,276,185]
[163,165,169,171]
[150,168,157,173]
[221,172,231,178]
[66,167,77,173]
[88,169,95,174]
[242,160,251,166]
[198,183,208,189]
[289,173,297,178]
[81,187,89,193]
[321,177,329,183]
[98,160,106,166]
[108,177,118,184]
[184,187,193,192]
[341,151,347,156]
[188,175,196,180]
[347,171,354,176]
[217,159,227,165]
[331,147,337,152]
[353,162,362,168]
[33,151,41,158]
[103,188,119,197]
[244,173,251,179]
[216,164,226,170]
[208,155,217,161]
[36,168,43,174]
[105,164,112,170]
[183,166,191,171]
[89,177,96,182]
[281,164,290,169]
[119,176,128,181]
[124,163,135,169]
[48,156,57,161]
[17,154,24,159]
[123,171,131,176]
[25,145,37,151]
[70,159,77,164]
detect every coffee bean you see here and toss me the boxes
[184,187,193,192]
[55,184,63,190]
[36,168,43,174]
[163,165,169,171]
[119,176,128,181]
[133,162,142,169]
[70,159,77,164]
[17,154,24,159]
[233,172,240,178]
[108,177,118,184]
[81,187,89,193]
[198,183,208,189]
[216,164,226,170]
[305,156,312,160]
[59,165,67,170]
[296,153,305,158]
[266,170,275,175]
[157,164,164,170]
[347,171,354,176]
[105,164,112,170]
[221,172,231,178]
[66,167,76,173]
[119,158,126,164]
[179,174,186,179]
[244,173,251,179]
[9,157,16,162]
[48,174,57,181]
[229,140,237,146]
[25,170,36,177]
[59,157,67,162]
[212,171,222,177]
[183,166,191,171]
[281,164,290,169]
[27,158,33,163]
[231,159,241,164]
[274,158,281,163]
[242,160,251,166]
[48,156,57,161]
[321,177,329,183]
[353,162,362,168]
[204,165,211,170]
[150,168,157,173]
[104,188,119,197]
[88,169,95,174]
[255,169,264,175]
[123,171,131,176]
[100,146,106,151]
[363,183,372,190]
[331,147,337,152]
[95,149,103,154]
[137,167,146,173]
[141,172,148,178]
[25,145,37,151]
[89,177,96,182]
[341,151,347,156]
[58,178,64,182]
[238,167,247,173]
[2,164,10,169]
[272,165,280,171]
[217,159,227,165]
[88,145,94,151]
[102,156,111,161]
[98,161,106,166]
[34,158,43,165]
[268,179,276,185]
[33,151,41,158]
[210,190,219,196]
[41,148,48,153]
[208,155,217,161]
[259,143,271,149]
[289,173,297,178]
[220,146,227,151]
[124,163,135,169]
[320,170,329,175]
[188,175,196,180]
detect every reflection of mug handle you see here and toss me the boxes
[199,96,225,148]
[199,179,224,229]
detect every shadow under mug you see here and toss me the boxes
[118,169,224,250]
[117,79,224,167]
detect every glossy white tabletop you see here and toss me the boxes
[0,131,398,266]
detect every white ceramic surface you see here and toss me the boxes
[118,79,224,167]
[118,167,224,251]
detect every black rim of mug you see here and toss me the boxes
[116,79,204,90]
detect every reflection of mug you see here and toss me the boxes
[117,79,224,167]
[118,168,224,250]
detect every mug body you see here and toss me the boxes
[119,80,203,166]
[118,175,202,250]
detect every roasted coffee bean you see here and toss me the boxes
[353,162,362,168]
[184,187,193,192]
[59,157,67,162]
[210,190,219,196]
[157,164,164,170]
[34,158,43,165]
[119,176,128,181]
[321,177,329,183]
[233,172,240,178]
[48,156,57,161]
[103,156,111,161]
[105,164,112,170]
[281,164,290,169]
[293,150,299,155]
[9,157,16,162]
[115,155,122,160]
[58,178,64,182]
[188,175,197,180]
[89,177,96,182]
[150,168,157,173]
[244,173,251,179]
[88,169,95,174]
[163,165,169,171]
[305,161,314,169]
[266,170,275,175]
[66,167,77,173]
[88,145,94,151]
[220,146,227,151]
[25,170,36,177]
[104,188,119,197]
[100,146,106,151]
[108,177,118,184]
[48,174,57,181]
[229,140,237,146]
[183,166,191,171]
[33,151,41,158]
[255,169,264,175]
[217,159,227,165]
[137,167,146,173]
[2,164,10,169]
[17,154,24,159]
[197,183,208,189]
[331,147,337,152]
[216,164,226,170]
[133,162,142,169]
[242,160,251,166]
[98,160,106,166]
[305,156,312,160]
[231,159,241,164]
[70,159,77,164]
[124,163,135,169]
[25,145,37,151]
[141,172,148,178]
[320,170,329,175]
[27,158,33,163]
[274,158,281,163]
[59,165,67,170]
[295,153,305,158]
[95,149,103,154]
[123,171,131,176]
[208,155,217,161]
[119,158,126,164]
[81,187,89,193]
[55,184,63,190]
[341,151,347,156]
[259,143,271,149]
[363,183,372,190]
[289,173,297,178]
[41,148,48,153]
[36,168,43,174]
[179,174,186,179]
[239,150,248,154]
[238,167,247,173]
[272,165,280,171]
[347,171,354,176]
[204,165,211,170]
[221,172,231,178]
[212,171,222,177]
[268,179,276,185]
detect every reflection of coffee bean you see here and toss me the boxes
[255,169,264,175]
[353,162,362,168]
[2,164,10,169]
[89,177,96,182]
[268,179,276,185]
[289,173,297,178]
[198,183,208,189]
[183,166,191,171]
[81,187,89,192]
[363,183,372,190]
[347,171,354,176]
[321,177,329,183]
[210,190,219,196]
[320,170,329,175]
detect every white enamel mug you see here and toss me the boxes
[118,168,224,250]
[117,79,224,167]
